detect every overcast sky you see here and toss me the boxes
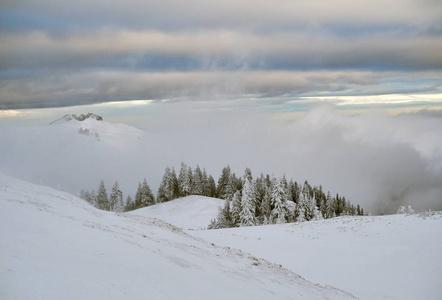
[0,0,441,111]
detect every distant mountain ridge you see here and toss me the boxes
[50,113,103,125]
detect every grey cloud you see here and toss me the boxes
[1,70,423,109]
[3,0,441,32]
[1,31,441,70]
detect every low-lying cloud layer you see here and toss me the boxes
[1,106,441,214]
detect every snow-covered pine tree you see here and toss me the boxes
[397,205,414,215]
[96,180,109,211]
[89,190,97,207]
[240,177,256,226]
[109,181,123,212]
[134,182,142,208]
[216,165,235,199]
[178,162,192,197]
[157,167,179,203]
[192,165,204,195]
[202,169,211,197]
[215,199,233,228]
[231,190,242,226]
[259,187,272,223]
[314,206,323,220]
[114,193,124,213]
[289,180,300,204]
[244,167,253,182]
[325,191,335,218]
[124,194,134,212]
[270,177,289,224]
[286,200,297,222]
[80,190,95,205]
[305,193,317,220]
[187,166,193,194]
[140,179,155,207]
[207,175,217,198]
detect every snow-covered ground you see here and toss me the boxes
[192,214,442,300]
[129,195,224,230]
[127,194,442,299]
[0,172,355,300]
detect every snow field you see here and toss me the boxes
[0,173,355,300]
[128,195,225,230]
[191,213,442,300]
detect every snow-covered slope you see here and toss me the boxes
[192,214,442,300]
[0,172,355,300]
[129,196,224,229]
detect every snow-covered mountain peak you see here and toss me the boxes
[48,113,146,142]
[50,113,103,124]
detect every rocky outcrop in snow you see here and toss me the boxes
[50,113,103,125]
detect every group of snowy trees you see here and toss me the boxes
[81,179,155,213]
[80,163,218,212]
[157,163,217,202]
[208,167,365,229]
[80,181,125,213]
[80,163,365,224]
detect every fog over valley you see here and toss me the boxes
[1,105,441,214]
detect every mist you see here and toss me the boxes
[1,104,441,214]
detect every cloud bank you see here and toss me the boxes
[1,106,441,214]
[1,0,441,110]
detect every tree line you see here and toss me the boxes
[80,162,218,212]
[80,163,365,227]
[209,167,364,229]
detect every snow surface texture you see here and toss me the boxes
[129,196,225,230]
[192,214,442,300]
[0,172,355,300]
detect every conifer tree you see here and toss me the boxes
[187,167,193,194]
[109,181,123,212]
[178,162,192,197]
[134,182,142,208]
[89,190,97,207]
[124,194,134,212]
[231,190,242,226]
[96,180,109,211]
[323,191,332,218]
[192,165,204,195]
[270,177,289,224]
[157,167,179,203]
[215,199,233,228]
[240,177,255,226]
[216,165,235,200]
[289,180,300,203]
[202,169,211,197]
[259,187,272,223]
[140,179,155,207]
[207,175,217,197]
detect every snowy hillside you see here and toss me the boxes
[192,214,442,300]
[129,195,225,229]
[0,172,355,300]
